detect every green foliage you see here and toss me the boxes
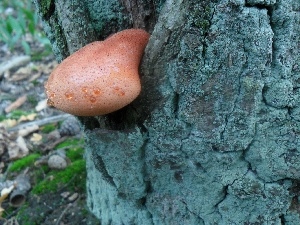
[9,153,40,172]
[0,109,35,121]
[27,95,38,106]
[32,160,86,194]
[0,115,5,121]
[40,123,57,133]
[31,137,86,194]
[30,46,53,60]
[55,138,84,150]
[0,0,51,56]
[15,202,43,225]
[30,79,40,86]
[66,147,84,162]
[6,137,86,214]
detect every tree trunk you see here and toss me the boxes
[35,0,300,224]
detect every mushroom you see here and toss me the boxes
[45,29,150,116]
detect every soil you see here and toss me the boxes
[3,193,100,225]
[0,39,100,225]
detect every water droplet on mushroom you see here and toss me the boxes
[82,86,88,93]
[93,88,101,95]
[64,91,74,100]
[47,99,55,106]
[113,86,125,96]
[89,96,97,103]
[49,93,55,98]
[118,90,125,96]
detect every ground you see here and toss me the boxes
[0,35,100,225]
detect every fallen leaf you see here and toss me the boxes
[8,142,20,160]
[30,133,42,143]
[0,55,30,77]
[0,125,11,156]
[35,99,48,111]
[5,95,27,113]
[0,119,17,128]
[8,136,29,160]
[8,63,36,82]
[16,136,29,156]
[18,125,39,137]
[28,71,42,82]
[0,184,15,217]
[18,113,37,123]
[1,185,15,197]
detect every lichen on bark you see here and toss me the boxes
[35,0,300,224]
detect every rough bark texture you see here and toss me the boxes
[35,0,300,224]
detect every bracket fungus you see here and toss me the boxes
[45,29,150,116]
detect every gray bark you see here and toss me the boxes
[35,0,300,224]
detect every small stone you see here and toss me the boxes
[48,155,67,169]
[59,116,81,136]
[68,193,79,202]
[47,130,61,142]
[61,191,70,199]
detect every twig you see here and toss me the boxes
[43,136,69,152]
[7,114,71,132]
[55,194,81,225]
[2,208,21,221]
[5,95,27,113]
[0,56,30,76]
[57,175,76,193]
[55,203,72,225]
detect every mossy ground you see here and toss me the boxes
[12,192,99,225]
[23,138,86,195]
[0,110,35,122]
[2,137,99,224]
[40,123,57,133]
[8,153,40,172]
[31,158,86,194]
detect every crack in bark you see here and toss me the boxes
[91,151,116,187]
[219,68,242,145]
[211,184,228,221]
[181,199,205,224]
[202,5,216,66]
[245,2,275,66]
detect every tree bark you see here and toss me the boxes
[35,0,300,224]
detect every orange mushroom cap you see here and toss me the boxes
[45,29,150,116]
